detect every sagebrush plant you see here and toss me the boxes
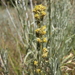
[0,0,75,75]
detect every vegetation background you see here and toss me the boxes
[0,0,75,75]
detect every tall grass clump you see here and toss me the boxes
[0,0,75,75]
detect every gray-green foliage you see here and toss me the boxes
[47,0,74,75]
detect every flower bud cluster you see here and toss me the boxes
[33,4,46,20]
[42,47,48,58]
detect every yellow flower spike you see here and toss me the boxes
[34,61,38,66]
[34,14,40,19]
[41,11,46,16]
[42,52,48,58]
[37,38,42,43]
[43,47,48,52]
[36,69,41,73]
[42,38,47,43]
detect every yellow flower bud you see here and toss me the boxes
[43,47,48,52]
[34,61,38,66]
[34,14,40,19]
[37,38,42,43]
[36,69,41,73]
[41,25,46,30]
[42,38,47,42]
[39,5,46,11]
[33,9,36,13]
[41,11,46,16]
[42,52,48,58]
[35,28,40,33]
